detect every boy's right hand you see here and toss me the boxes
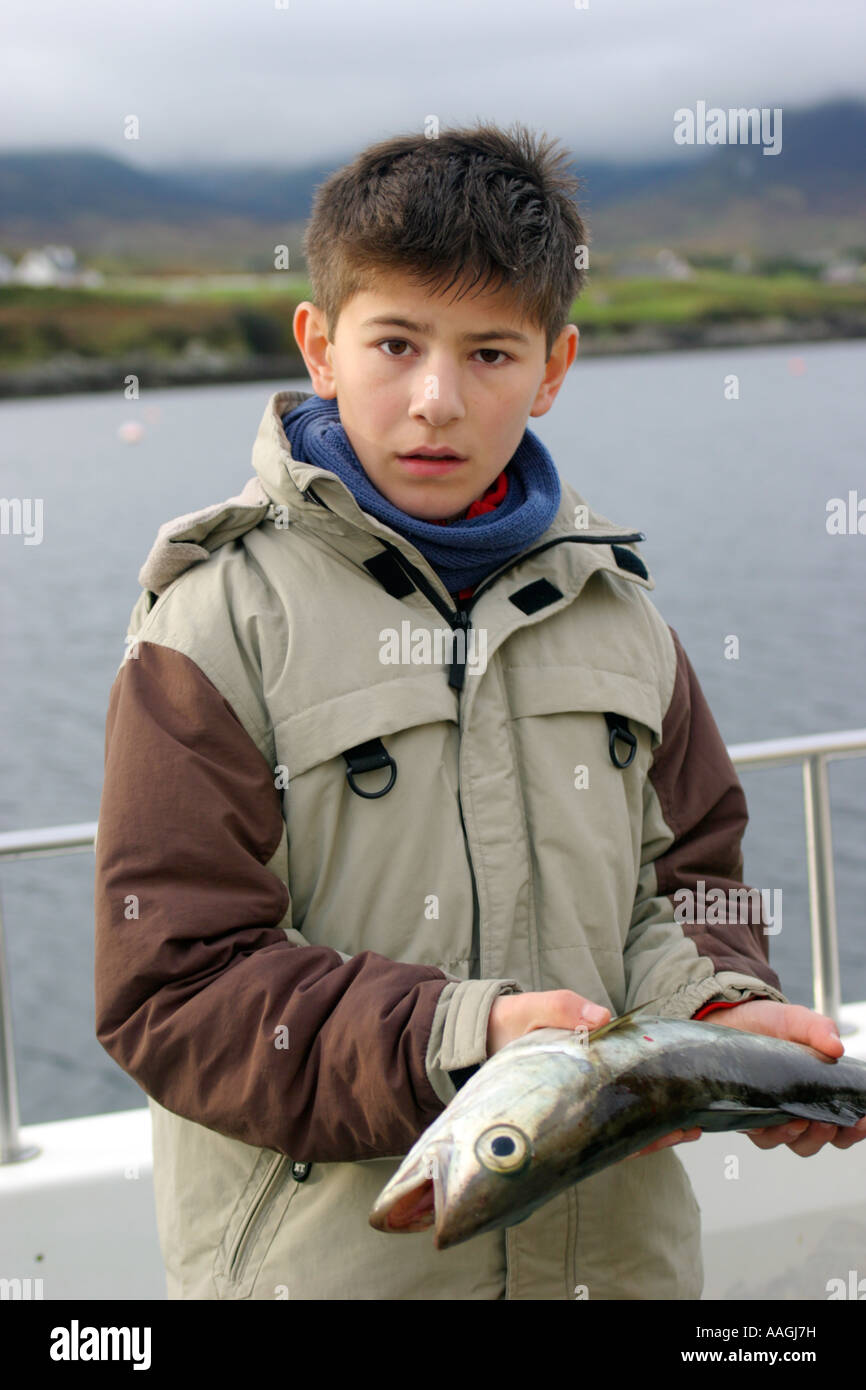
[485,990,702,1159]
[486,989,610,1055]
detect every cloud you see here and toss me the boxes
[1,0,864,166]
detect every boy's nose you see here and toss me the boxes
[408,363,467,425]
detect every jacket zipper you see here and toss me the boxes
[372,530,646,691]
[454,737,481,976]
[227,1152,292,1284]
[306,481,645,689]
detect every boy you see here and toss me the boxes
[94,123,865,1301]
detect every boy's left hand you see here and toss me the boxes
[710,1000,866,1155]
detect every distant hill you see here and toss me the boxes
[1,99,864,268]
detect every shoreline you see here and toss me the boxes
[1,316,864,399]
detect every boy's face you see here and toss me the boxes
[293,269,578,523]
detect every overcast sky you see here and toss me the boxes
[2,0,864,168]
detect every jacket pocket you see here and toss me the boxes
[213,1150,299,1299]
[273,673,459,781]
[503,664,661,948]
[272,675,472,964]
[505,664,663,747]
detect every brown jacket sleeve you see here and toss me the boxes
[647,626,783,994]
[94,640,452,1162]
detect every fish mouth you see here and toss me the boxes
[369,1174,436,1234]
[369,1148,464,1247]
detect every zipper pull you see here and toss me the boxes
[448,609,472,691]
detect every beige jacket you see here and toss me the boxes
[94,388,787,1300]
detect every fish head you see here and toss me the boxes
[369,1028,596,1249]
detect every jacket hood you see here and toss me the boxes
[138,388,653,596]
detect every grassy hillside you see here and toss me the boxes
[1,273,865,372]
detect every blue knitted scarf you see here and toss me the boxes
[281,394,561,595]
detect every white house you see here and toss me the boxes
[11,245,103,288]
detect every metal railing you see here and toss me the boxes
[0,823,98,1164]
[1,731,865,1166]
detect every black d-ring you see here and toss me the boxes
[342,738,398,798]
[604,712,637,769]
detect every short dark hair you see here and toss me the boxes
[302,121,589,361]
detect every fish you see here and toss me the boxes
[368,1009,866,1250]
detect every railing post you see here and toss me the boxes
[0,897,40,1163]
[802,753,842,1025]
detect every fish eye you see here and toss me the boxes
[475,1124,532,1174]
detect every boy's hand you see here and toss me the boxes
[630,999,866,1161]
[486,990,610,1056]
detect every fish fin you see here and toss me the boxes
[587,996,667,1042]
[686,1105,793,1133]
[778,1099,866,1128]
[688,1098,866,1132]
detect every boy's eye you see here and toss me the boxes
[379,339,413,357]
[377,340,510,365]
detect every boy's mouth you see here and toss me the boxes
[397,448,467,475]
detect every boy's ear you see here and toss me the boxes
[292,300,337,399]
[529,323,579,418]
